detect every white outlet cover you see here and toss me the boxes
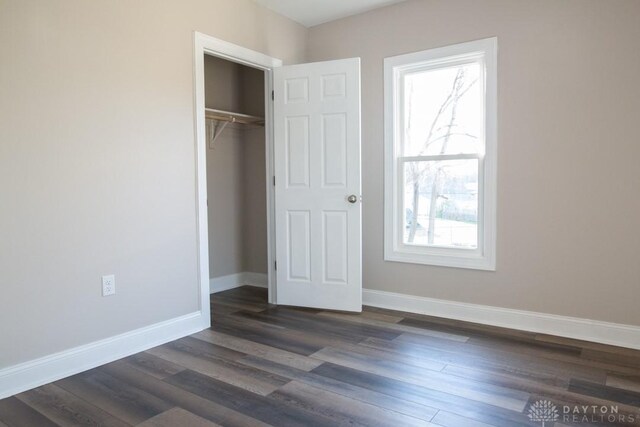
[102,274,116,296]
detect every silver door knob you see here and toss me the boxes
[347,195,358,204]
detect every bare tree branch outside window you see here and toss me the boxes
[405,68,478,244]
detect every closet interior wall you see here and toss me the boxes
[204,55,267,283]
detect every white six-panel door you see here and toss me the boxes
[273,58,362,312]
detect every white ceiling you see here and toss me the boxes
[253,0,407,27]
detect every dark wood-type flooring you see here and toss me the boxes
[2,286,640,426]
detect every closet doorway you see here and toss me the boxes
[195,38,280,316]
[205,56,269,293]
[194,33,363,320]
[193,35,281,323]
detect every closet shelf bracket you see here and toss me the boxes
[205,108,265,150]
[208,118,232,149]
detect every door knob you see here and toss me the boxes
[347,195,358,204]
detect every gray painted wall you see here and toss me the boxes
[307,0,640,326]
[0,0,305,369]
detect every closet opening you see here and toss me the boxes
[204,53,273,301]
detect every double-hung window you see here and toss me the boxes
[384,38,497,270]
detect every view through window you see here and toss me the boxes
[402,62,482,249]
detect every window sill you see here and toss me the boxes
[384,249,495,271]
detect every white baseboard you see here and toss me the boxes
[209,272,268,294]
[0,311,206,399]
[363,289,640,350]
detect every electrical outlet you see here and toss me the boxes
[102,274,116,296]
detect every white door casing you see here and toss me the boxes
[273,58,362,311]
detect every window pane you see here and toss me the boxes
[402,62,483,156]
[403,159,478,249]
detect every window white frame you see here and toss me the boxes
[384,38,497,270]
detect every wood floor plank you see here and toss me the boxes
[269,380,433,427]
[395,316,584,359]
[192,329,323,371]
[431,411,498,427]
[441,364,570,394]
[605,374,640,393]
[123,352,186,380]
[146,338,289,396]
[330,340,446,372]
[137,408,221,427]
[215,309,389,357]
[211,300,267,313]
[102,360,270,427]
[210,314,324,355]
[421,330,640,376]
[390,334,610,382]
[441,365,640,417]
[536,334,640,357]
[212,287,271,312]
[17,383,130,427]
[338,309,405,323]
[169,336,248,361]
[362,337,569,387]
[568,379,640,406]
[393,333,640,382]
[238,355,439,422]
[165,369,335,427]
[0,396,59,427]
[210,301,244,315]
[318,311,469,342]
[581,348,640,369]
[311,363,534,427]
[231,309,397,344]
[259,306,404,341]
[311,346,530,412]
[464,333,583,358]
[365,306,538,341]
[219,285,269,303]
[55,368,171,425]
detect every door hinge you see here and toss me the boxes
[273,176,276,186]
[271,90,274,101]
[274,260,277,271]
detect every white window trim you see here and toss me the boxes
[383,37,497,271]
